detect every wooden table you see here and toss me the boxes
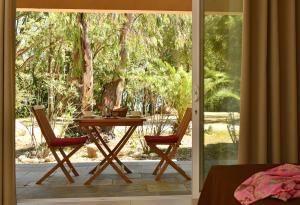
[75,117,146,185]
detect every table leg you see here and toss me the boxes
[89,127,132,174]
[84,126,137,185]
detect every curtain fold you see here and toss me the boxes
[239,0,300,164]
[0,0,16,204]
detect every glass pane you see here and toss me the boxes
[203,2,243,177]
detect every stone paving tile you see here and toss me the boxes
[16,181,31,188]
[113,178,154,185]
[141,173,182,181]
[16,171,29,178]
[176,175,192,182]
[16,161,192,200]
[141,173,157,178]
[21,172,40,182]
[90,178,113,186]
[16,187,26,196]
[184,181,192,191]
[76,167,95,174]
[17,184,151,199]
[112,176,178,185]
[147,183,188,192]
[141,166,187,174]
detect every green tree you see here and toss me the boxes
[204,15,242,112]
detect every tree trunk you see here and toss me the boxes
[98,14,133,111]
[78,13,94,113]
[47,26,54,121]
[142,87,147,115]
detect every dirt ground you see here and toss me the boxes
[15,117,193,164]
[15,112,239,164]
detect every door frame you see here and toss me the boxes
[14,1,203,203]
[192,0,204,200]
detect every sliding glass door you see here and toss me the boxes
[203,0,243,177]
[192,0,243,198]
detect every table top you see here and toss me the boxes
[75,116,146,126]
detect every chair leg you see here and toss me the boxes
[36,146,81,184]
[153,145,172,175]
[59,147,80,176]
[153,158,164,175]
[52,150,74,183]
[149,144,191,181]
[155,161,170,180]
[36,164,60,185]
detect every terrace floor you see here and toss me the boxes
[16,160,192,202]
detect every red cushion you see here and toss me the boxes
[50,136,88,147]
[144,135,178,143]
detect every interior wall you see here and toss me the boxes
[16,0,243,13]
[16,0,192,13]
[205,0,243,14]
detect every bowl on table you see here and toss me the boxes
[111,107,128,117]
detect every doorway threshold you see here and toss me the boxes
[18,195,192,205]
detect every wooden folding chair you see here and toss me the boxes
[32,105,88,184]
[144,107,192,181]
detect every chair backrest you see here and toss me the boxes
[175,108,192,144]
[32,105,56,145]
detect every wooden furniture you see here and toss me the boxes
[112,107,128,117]
[144,108,192,181]
[75,117,146,185]
[32,105,88,184]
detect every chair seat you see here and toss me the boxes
[144,135,178,144]
[50,136,88,147]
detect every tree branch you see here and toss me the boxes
[16,55,36,71]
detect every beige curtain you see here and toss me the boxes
[239,0,300,164]
[0,0,16,204]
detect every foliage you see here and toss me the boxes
[204,15,242,112]
[135,112,174,154]
[15,12,242,126]
[226,112,239,145]
[160,62,192,122]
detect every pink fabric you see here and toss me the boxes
[234,164,300,205]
